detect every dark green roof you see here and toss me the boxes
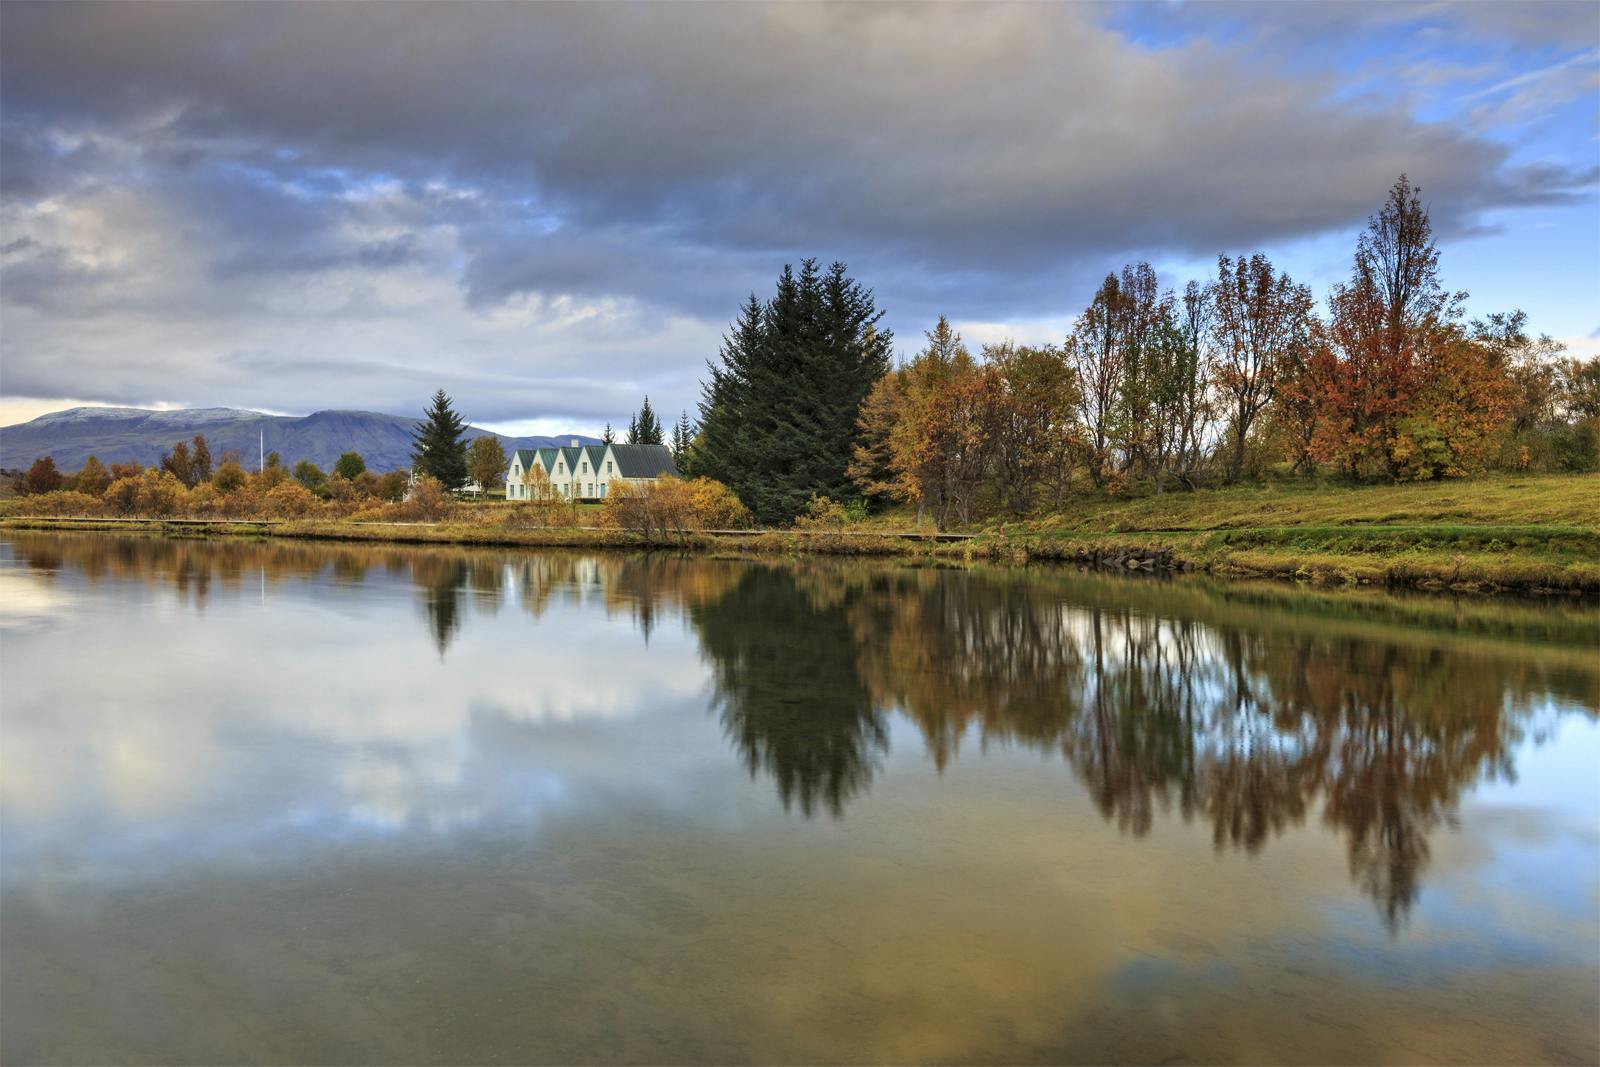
[608,443,678,479]
[511,449,538,471]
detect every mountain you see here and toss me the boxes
[0,406,601,474]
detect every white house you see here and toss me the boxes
[505,440,678,501]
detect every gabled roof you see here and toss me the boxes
[609,442,679,479]
[511,448,538,471]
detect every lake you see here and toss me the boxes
[1,532,1596,1065]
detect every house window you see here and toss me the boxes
[587,482,594,496]
[606,461,613,474]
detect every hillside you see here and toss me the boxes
[0,406,599,473]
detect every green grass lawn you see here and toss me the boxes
[960,473,1599,592]
[1013,472,1597,533]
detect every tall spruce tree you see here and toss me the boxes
[411,389,470,489]
[628,396,664,445]
[669,409,694,457]
[695,259,891,524]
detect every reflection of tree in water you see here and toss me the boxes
[854,570,1583,931]
[412,556,470,655]
[689,567,887,818]
[674,563,1590,932]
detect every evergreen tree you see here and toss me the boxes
[628,396,664,445]
[669,409,695,456]
[411,388,470,489]
[601,423,615,445]
[695,260,891,524]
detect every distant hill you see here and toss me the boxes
[0,406,600,474]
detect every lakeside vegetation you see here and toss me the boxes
[5,473,1595,594]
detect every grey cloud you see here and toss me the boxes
[0,1,1594,424]
[4,3,1589,277]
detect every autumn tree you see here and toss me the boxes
[883,318,1001,528]
[1164,280,1218,488]
[161,440,196,487]
[75,455,112,496]
[1107,262,1173,480]
[1564,357,1600,420]
[1211,252,1314,482]
[985,341,1080,513]
[1066,273,1125,487]
[467,435,508,492]
[1313,176,1465,480]
[1389,326,1514,479]
[190,435,212,483]
[848,371,912,509]
[18,456,63,495]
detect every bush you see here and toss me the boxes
[16,490,107,516]
[501,498,572,529]
[210,460,248,494]
[135,470,187,516]
[391,475,454,522]
[103,475,141,515]
[376,470,410,503]
[263,481,322,518]
[185,483,221,516]
[601,477,750,541]
[794,495,850,530]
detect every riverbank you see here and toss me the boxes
[4,474,1595,595]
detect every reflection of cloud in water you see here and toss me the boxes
[0,565,72,630]
[0,537,717,878]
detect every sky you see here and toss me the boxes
[1,1,1596,437]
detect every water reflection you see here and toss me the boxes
[4,532,1595,936]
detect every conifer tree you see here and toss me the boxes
[411,389,470,489]
[669,409,694,456]
[601,423,615,445]
[695,260,891,523]
[629,396,664,445]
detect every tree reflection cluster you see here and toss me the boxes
[8,533,1595,929]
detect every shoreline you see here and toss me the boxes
[4,514,1595,597]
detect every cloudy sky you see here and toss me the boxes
[2,2,1596,436]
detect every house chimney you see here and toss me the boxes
[570,438,579,448]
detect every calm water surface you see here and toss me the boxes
[1,533,1596,1065]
